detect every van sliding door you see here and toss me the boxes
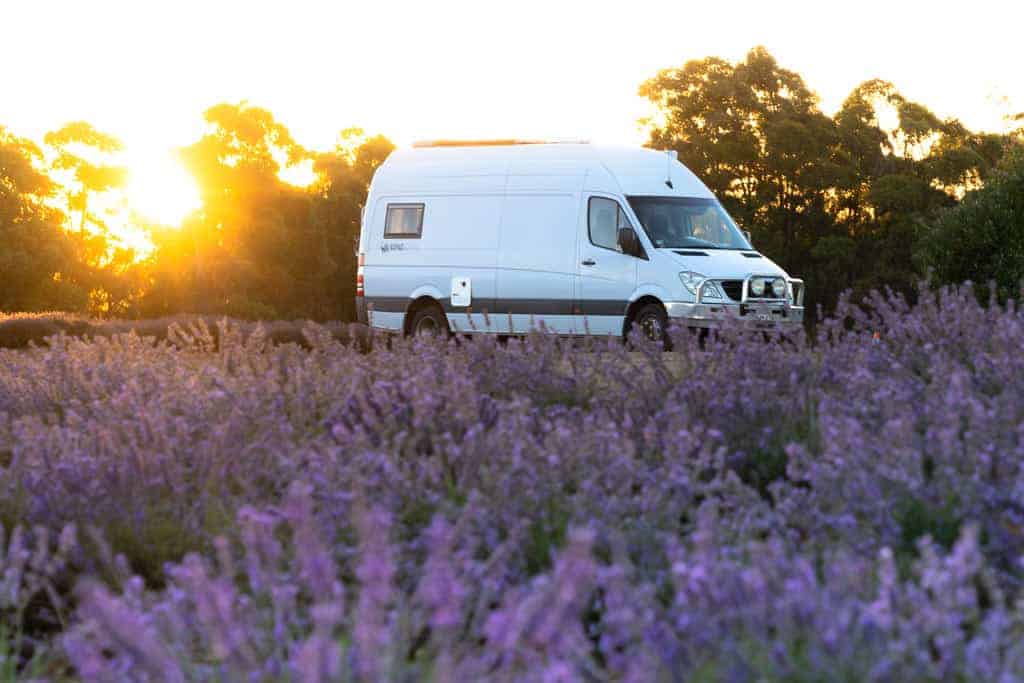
[495,194,579,334]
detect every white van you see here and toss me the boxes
[356,141,804,341]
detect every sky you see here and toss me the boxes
[3,0,1022,224]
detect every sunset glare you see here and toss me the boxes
[125,152,201,227]
[2,0,1021,248]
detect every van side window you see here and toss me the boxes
[588,197,631,252]
[384,203,424,238]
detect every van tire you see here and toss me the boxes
[629,303,671,350]
[408,305,449,337]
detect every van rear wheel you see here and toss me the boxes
[409,305,449,337]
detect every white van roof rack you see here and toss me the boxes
[412,138,590,148]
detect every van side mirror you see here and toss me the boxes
[742,229,753,246]
[617,228,645,259]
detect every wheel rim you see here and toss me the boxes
[411,315,440,335]
[639,313,663,341]
[415,315,440,335]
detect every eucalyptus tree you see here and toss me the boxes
[43,122,127,238]
[309,128,394,321]
[0,126,88,311]
[917,146,1024,302]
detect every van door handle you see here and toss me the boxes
[581,259,596,266]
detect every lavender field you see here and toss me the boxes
[2,284,1024,682]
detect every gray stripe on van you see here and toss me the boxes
[364,297,628,316]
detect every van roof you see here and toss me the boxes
[412,138,590,148]
[376,143,716,200]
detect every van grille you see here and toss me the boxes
[721,280,744,301]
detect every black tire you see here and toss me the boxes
[408,304,449,337]
[629,303,671,350]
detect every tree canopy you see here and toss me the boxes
[0,126,88,311]
[916,147,1024,302]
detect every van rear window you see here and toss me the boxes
[384,204,424,238]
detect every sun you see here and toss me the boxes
[125,151,201,227]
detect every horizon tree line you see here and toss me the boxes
[1,46,1022,322]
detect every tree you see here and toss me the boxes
[310,129,394,321]
[44,122,127,237]
[42,122,145,314]
[916,146,1024,302]
[0,126,87,311]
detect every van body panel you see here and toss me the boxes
[359,143,805,336]
[581,165,621,195]
[576,192,638,335]
[497,193,579,333]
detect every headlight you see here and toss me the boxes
[678,271,706,295]
[679,272,722,300]
[771,278,787,298]
[750,277,766,297]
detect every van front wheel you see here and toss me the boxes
[409,305,449,337]
[629,303,671,349]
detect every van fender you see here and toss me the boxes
[408,284,447,310]
[628,283,675,306]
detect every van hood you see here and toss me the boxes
[660,248,789,279]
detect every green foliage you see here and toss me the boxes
[0,625,68,682]
[523,500,571,576]
[94,498,234,587]
[0,127,89,312]
[739,447,790,499]
[309,128,395,321]
[896,496,963,555]
[916,146,1024,303]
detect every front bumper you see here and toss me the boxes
[665,301,803,328]
[665,276,805,329]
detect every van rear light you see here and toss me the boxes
[356,252,365,297]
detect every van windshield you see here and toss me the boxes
[627,196,752,250]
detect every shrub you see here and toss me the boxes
[916,145,1024,303]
